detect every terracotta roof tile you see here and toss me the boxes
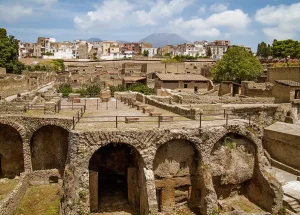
[156,73,208,81]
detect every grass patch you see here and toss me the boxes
[0,179,18,200]
[14,184,61,215]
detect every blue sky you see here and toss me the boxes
[0,0,300,51]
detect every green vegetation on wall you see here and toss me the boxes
[26,59,65,72]
[57,84,102,98]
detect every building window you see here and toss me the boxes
[184,84,188,88]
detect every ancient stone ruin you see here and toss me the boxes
[0,66,300,215]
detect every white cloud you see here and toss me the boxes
[0,5,32,22]
[169,9,251,37]
[255,2,300,40]
[209,3,228,13]
[133,0,194,26]
[198,5,206,14]
[0,0,58,22]
[74,0,134,29]
[74,0,194,29]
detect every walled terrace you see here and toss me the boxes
[0,90,292,215]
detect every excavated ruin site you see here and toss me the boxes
[0,65,300,215]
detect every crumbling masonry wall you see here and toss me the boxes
[60,125,283,215]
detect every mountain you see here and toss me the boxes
[139,33,190,48]
[87,38,102,42]
[116,40,131,44]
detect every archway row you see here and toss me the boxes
[0,123,70,178]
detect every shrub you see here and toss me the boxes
[128,83,153,95]
[58,84,72,98]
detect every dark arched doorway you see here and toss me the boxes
[30,125,69,171]
[153,139,200,213]
[89,143,143,214]
[0,124,24,178]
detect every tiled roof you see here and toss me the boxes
[123,76,146,82]
[156,73,209,81]
[275,80,300,87]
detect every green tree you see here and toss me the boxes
[206,47,212,57]
[212,46,263,83]
[0,28,25,74]
[272,39,300,65]
[143,50,149,57]
[128,82,153,95]
[256,41,272,59]
[50,59,65,71]
[57,83,72,98]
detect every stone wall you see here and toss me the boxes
[60,125,283,215]
[268,67,300,84]
[272,83,291,103]
[0,76,28,98]
[226,104,286,128]
[145,96,199,119]
[0,102,26,114]
[183,104,223,115]
[0,72,54,98]
[0,172,29,215]
[177,95,275,105]
[241,82,273,97]
[263,122,300,172]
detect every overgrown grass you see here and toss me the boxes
[14,184,61,215]
[0,179,18,200]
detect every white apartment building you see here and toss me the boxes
[175,43,206,57]
[208,40,230,59]
[141,48,158,57]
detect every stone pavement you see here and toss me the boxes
[61,98,248,131]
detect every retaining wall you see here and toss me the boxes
[0,173,29,215]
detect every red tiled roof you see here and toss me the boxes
[156,73,208,81]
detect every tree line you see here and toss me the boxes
[256,39,300,61]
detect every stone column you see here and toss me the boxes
[143,168,158,215]
[89,171,98,212]
[23,138,32,172]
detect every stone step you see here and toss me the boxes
[283,195,295,203]
[290,201,299,206]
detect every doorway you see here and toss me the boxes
[89,143,141,214]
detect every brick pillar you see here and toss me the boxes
[89,171,98,212]
[23,138,32,172]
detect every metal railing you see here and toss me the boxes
[72,106,86,129]
[72,111,252,129]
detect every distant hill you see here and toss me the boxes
[116,40,130,44]
[87,38,102,42]
[139,33,190,48]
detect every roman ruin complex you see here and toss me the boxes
[0,63,300,215]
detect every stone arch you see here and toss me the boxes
[88,142,147,214]
[27,120,71,140]
[0,119,27,142]
[206,126,261,156]
[84,133,148,168]
[153,138,201,213]
[208,126,264,213]
[30,125,69,171]
[0,123,25,178]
